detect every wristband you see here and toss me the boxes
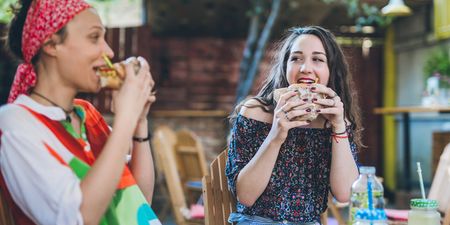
[132,135,150,142]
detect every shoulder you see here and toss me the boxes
[0,104,34,129]
[239,99,273,124]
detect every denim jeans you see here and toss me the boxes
[228,213,321,225]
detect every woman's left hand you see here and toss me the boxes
[110,57,156,123]
[136,57,156,123]
[310,84,346,132]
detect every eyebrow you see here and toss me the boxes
[90,25,106,32]
[291,50,326,56]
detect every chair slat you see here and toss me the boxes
[218,152,232,222]
[211,156,225,225]
[202,175,213,225]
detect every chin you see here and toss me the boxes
[79,84,102,94]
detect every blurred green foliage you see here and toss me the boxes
[0,0,15,23]
[322,0,392,30]
[423,49,450,88]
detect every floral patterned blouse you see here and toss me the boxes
[225,114,358,223]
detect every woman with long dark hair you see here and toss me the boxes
[226,26,362,225]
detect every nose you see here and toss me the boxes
[103,42,115,59]
[300,60,313,74]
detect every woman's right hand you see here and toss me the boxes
[270,91,310,142]
[112,57,153,126]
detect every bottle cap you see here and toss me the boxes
[410,199,438,209]
[355,209,387,221]
[360,166,376,175]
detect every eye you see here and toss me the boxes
[89,33,102,42]
[313,57,325,62]
[290,56,303,62]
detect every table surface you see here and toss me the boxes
[374,106,450,114]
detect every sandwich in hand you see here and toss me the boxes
[97,54,140,89]
[273,77,325,121]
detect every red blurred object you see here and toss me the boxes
[385,209,409,221]
[190,204,204,219]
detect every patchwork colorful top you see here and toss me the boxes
[225,114,358,223]
[0,95,160,225]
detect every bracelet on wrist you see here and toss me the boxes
[331,133,348,143]
[331,130,347,135]
[132,134,151,142]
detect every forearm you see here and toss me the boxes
[129,119,155,203]
[79,117,135,225]
[329,125,358,202]
[236,134,282,206]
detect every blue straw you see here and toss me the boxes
[368,177,373,210]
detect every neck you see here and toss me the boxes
[31,86,75,112]
[32,63,78,111]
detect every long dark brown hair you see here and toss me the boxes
[230,26,364,148]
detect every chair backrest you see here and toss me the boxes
[203,150,236,225]
[152,125,190,225]
[0,187,15,225]
[175,129,208,185]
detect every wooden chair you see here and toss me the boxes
[152,125,203,225]
[202,150,236,225]
[0,187,15,225]
[175,129,208,203]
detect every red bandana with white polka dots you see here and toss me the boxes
[8,0,91,103]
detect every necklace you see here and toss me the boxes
[30,91,74,122]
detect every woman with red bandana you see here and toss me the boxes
[0,0,160,225]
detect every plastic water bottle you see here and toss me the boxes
[353,208,388,225]
[349,166,385,225]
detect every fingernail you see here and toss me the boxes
[306,120,312,123]
[312,98,317,102]
[303,98,308,102]
[311,87,316,91]
[316,109,321,113]
[306,108,311,112]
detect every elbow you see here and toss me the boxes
[237,194,256,207]
[82,217,99,225]
[236,188,257,207]
[333,191,351,203]
[81,208,103,225]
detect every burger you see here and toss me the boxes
[97,58,140,89]
[97,64,126,89]
[273,77,325,121]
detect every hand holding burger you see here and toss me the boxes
[273,77,325,121]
